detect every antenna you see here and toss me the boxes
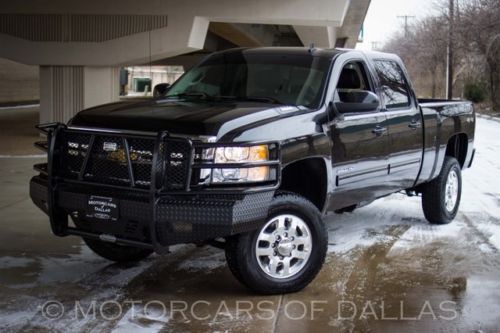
[148,15,152,95]
[308,43,315,54]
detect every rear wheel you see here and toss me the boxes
[225,192,327,294]
[83,238,153,263]
[421,156,462,224]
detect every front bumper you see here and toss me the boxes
[30,123,279,253]
[30,175,274,253]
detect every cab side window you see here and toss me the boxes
[337,62,371,91]
[336,62,373,103]
[373,60,411,109]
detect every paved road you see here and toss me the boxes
[0,117,499,333]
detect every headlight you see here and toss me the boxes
[214,145,268,163]
[201,145,271,183]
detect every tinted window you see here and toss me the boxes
[337,62,372,91]
[166,52,331,108]
[336,62,374,104]
[374,60,410,109]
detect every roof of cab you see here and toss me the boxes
[212,46,345,59]
[212,46,398,61]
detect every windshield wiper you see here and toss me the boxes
[164,92,212,99]
[163,93,285,105]
[215,95,284,105]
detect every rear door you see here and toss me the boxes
[372,59,424,190]
[327,59,391,210]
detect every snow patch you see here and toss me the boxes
[388,221,467,254]
[475,222,500,251]
[0,256,35,269]
[176,249,226,272]
[111,304,168,333]
[35,244,109,285]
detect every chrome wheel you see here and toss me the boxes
[255,214,312,279]
[445,169,459,212]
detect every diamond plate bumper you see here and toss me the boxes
[30,175,274,253]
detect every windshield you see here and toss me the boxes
[165,51,331,108]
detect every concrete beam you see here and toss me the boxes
[0,0,353,66]
[0,0,350,25]
[336,0,371,48]
[209,23,263,47]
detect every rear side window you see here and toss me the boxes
[374,60,410,109]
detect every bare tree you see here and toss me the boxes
[383,0,500,110]
[383,17,448,98]
[455,0,500,110]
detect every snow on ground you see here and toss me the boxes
[326,193,470,256]
[176,247,226,272]
[0,256,36,269]
[111,305,169,333]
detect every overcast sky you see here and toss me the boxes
[355,0,440,50]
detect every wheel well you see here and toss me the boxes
[279,158,327,212]
[445,133,468,168]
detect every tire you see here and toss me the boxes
[421,156,462,224]
[225,192,328,294]
[83,238,153,263]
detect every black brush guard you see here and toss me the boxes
[30,123,279,253]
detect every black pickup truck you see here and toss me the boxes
[30,47,475,294]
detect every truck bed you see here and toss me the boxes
[418,98,470,106]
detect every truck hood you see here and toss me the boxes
[69,98,301,139]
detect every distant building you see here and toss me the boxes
[124,66,183,96]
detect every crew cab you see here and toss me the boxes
[30,47,475,294]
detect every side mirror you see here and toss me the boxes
[153,83,171,97]
[334,90,380,113]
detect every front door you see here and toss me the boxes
[327,61,390,210]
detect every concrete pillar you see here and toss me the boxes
[83,67,120,110]
[40,66,119,123]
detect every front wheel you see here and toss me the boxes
[225,192,328,294]
[421,156,462,224]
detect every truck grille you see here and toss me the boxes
[59,130,192,190]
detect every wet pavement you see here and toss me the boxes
[1,114,500,332]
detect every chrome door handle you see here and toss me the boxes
[372,126,387,136]
[408,120,421,129]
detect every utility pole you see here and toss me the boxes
[446,0,455,99]
[397,15,415,37]
[371,41,381,50]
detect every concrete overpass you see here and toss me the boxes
[0,0,370,123]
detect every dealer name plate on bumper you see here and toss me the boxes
[86,195,119,221]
